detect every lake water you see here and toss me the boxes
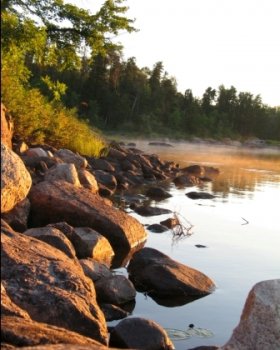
[112,141,280,349]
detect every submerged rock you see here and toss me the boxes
[146,187,172,200]
[147,224,169,233]
[130,204,172,217]
[186,191,215,200]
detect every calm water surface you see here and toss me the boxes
[113,141,280,349]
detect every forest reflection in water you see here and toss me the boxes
[136,140,280,201]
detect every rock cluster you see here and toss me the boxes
[2,112,275,349]
[3,132,205,349]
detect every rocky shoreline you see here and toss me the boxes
[1,104,280,350]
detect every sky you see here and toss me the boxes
[71,0,280,107]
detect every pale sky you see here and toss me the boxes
[71,0,280,107]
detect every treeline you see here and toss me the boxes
[2,0,280,148]
[36,54,280,140]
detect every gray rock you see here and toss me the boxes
[109,317,174,350]
[1,142,32,213]
[54,149,87,168]
[222,279,280,350]
[26,148,49,158]
[44,163,81,187]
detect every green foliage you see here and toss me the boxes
[41,75,67,102]
[2,0,279,147]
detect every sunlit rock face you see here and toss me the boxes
[222,279,280,350]
[1,103,13,149]
[1,142,32,213]
[1,316,107,348]
[1,224,108,345]
[28,180,147,264]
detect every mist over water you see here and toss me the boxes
[112,141,280,349]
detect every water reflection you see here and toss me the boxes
[139,142,280,201]
[148,293,205,307]
[118,141,280,350]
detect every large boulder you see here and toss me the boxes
[109,317,174,350]
[28,181,147,263]
[23,227,76,259]
[128,248,215,302]
[222,279,280,350]
[1,142,32,213]
[1,224,108,344]
[1,316,106,348]
[1,103,13,148]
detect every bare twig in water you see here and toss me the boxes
[241,217,249,225]
[172,212,194,243]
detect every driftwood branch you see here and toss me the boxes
[171,212,194,243]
